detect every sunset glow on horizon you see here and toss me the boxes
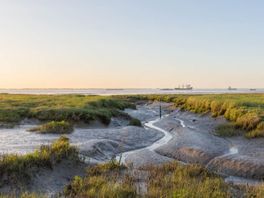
[1,1,264,89]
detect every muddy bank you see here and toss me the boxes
[123,104,264,183]
[207,135,264,180]
[155,110,230,165]
[151,109,264,182]
[76,126,163,161]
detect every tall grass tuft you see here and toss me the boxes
[28,121,73,134]
[64,160,135,198]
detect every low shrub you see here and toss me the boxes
[128,118,142,127]
[28,121,73,134]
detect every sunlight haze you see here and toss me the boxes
[0,0,264,89]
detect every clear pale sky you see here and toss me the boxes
[0,1,263,89]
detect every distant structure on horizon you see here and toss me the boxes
[228,86,237,91]
[174,84,193,90]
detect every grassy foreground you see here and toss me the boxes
[0,94,135,125]
[64,160,135,198]
[1,161,264,198]
[122,94,264,138]
[63,160,264,198]
[1,150,264,197]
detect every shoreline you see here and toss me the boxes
[1,88,264,96]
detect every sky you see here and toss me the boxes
[0,0,264,89]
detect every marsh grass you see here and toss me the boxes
[0,136,79,186]
[2,160,263,197]
[129,118,142,127]
[245,122,264,138]
[28,121,73,134]
[64,160,136,198]
[124,94,264,138]
[64,161,235,198]
[0,94,135,125]
[246,185,264,198]
[141,162,230,198]
[214,123,241,137]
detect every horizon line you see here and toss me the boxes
[0,87,263,90]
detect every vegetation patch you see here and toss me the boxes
[214,123,241,137]
[2,159,264,197]
[28,121,73,134]
[64,160,135,198]
[0,136,79,186]
[245,121,264,138]
[143,162,230,197]
[0,94,135,126]
[128,118,142,127]
[246,185,264,197]
[65,161,264,197]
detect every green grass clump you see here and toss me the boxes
[129,118,142,127]
[123,94,264,138]
[0,94,135,125]
[0,136,79,185]
[214,123,241,137]
[144,162,230,198]
[28,121,73,134]
[245,121,264,138]
[87,159,126,175]
[64,160,135,198]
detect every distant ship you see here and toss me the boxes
[228,86,237,91]
[174,84,193,90]
[250,88,257,91]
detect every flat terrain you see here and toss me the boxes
[1,94,264,197]
[0,94,135,124]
